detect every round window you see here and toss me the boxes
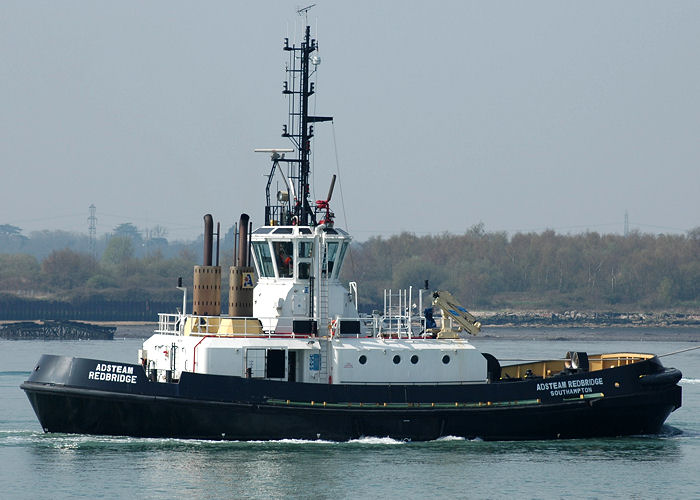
[393,355,401,364]
[410,355,419,364]
[359,355,367,365]
[442,355,451,364]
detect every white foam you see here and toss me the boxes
[0,430,44,446]
[680,378,700,384]
[435,435,467,442]
[347,436,407,445]
[246,438,335,445]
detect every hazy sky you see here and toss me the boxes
[2,1,699,241]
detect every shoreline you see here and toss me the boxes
[3,312,700,329]
[0,320,156,327]
[474,311,700,329]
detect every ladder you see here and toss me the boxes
[317,241,330,334]
[319,340,330,382]
[319,276,329,332]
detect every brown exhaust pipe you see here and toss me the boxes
[215,222,220,266]
[229,213,254,317]
[203,214,214,266]
[193,214,222,316]
[237,213,250,267]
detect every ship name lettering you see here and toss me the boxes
[537,377,603,394]
[536,381,567,391]
[568,377,603,388]
[88,363,137,384]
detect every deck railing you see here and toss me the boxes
[156,313,183,335]
[155,311,461,340]
[500,353,655,379]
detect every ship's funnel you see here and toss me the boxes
[193,214,221,316]
[203,214,214,266]
[230,213,254,317]
[237,214,250,267]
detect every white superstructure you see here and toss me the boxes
[250,224,358,334]
[141,321,487,386]
[137,21,487,390]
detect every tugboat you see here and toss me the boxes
[22,24,682,441]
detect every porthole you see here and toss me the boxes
[393,355,401,364]
[442,355,451,364]
[411,355,419,364]
[359,355,367,365]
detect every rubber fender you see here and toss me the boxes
[639,368,682,387]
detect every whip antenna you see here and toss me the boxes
[297,4,316,23]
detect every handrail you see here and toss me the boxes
[156,313,183,335]
[156,311,451,340]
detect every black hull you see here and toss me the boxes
[22,355,682,441]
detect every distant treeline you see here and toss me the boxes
[0,222,220,261]
[0,222,253,320]
[1,222,699,320]
[0,226,201,320]
[342,225,700,312]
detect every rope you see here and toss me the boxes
[658,345,700,358]
[498,358,569,362]
[331,120,355,275]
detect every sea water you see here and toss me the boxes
[1,328,699,499]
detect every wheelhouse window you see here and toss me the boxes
[334,241,349,278]
[298,262,310,280]
[299,241,313,258]
[297,240,313,280]
[273,241,294,278]
[325,240,349,278]
[252,241,275,277]
[324,241,339,276]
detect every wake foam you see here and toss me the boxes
[347,436,408,445]
[435,435,467,442]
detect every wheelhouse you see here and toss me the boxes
[251,225,351,282]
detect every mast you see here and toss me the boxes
[263,25,332,226]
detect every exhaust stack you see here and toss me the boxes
[203,214,213,266]
[193,214,222,316]
[229,213,255,317]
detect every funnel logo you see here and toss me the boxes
[242,272,254,289]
